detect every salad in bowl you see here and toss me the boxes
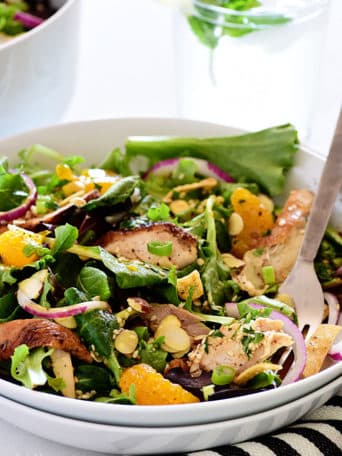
[0,0,56,42]
[0,122,340,408]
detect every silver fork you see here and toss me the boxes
[278,110,342,343]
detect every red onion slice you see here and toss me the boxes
[328,322,342,361]
[224,302,306,385]
[225,302,241,319]
[14,11,44,29]
[144,157,235,183]
[324,292,340,325]
[0,173,37,223]
[328,340,342,361]
[17,289,109,319]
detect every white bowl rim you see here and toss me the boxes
[0,116,339,426]
[0,0,77,51]
[1,375,340,433]
[0,115,325,160]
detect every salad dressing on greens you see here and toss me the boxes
[0,124,340,405]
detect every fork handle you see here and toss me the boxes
[299,110,342,262]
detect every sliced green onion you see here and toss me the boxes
[147,240,173,256]
[201,384,215,401]
[211,365,235,386]
[147,203,170,222]
[262,265,275,285]
[192,311,235,325]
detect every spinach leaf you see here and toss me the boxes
[137,335,167,373]
[0,173,29,211]
[125,125,298,196]
[201,196,228,310]
[52,224,79,255]
[66,244,168,289]
[96,385,137,405]
[100,248,168,289]
[0,292,22,322]
[53,253,84,289]
[75,365,114,394]
[83,176,141,211]
[77,310,119,360]
[64,287,88,305]
[76,310,121,382]
[78,266,111,300]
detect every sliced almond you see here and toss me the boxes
[170,200,190,215]
[127,297,151,313]
[221,253,245,269]
[115,330,139,355]
[156,315,182,334]
[161,327,191,353]
[228,212,244,236]
[155,315,191,353]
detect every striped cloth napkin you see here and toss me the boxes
[182,394,342,456]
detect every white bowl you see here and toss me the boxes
[0,376,340,454]
[0,118,340,428]
[0,0,80,138]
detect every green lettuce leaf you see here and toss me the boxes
[10,344,53,389]
[125,124,298,196]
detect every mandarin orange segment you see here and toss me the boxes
[230,187,274,258]
[0,228,43,267]
[119,363,199,405]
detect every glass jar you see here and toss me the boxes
[174,0,331,140]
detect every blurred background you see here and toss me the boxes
[63,0,342,156]
[1,0,341,152]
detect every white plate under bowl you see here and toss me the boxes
[0,376,340,455]
[0,118,341,428]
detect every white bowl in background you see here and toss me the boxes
[0,0,80,138]
[0,118,340,428]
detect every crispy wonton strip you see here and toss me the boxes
[234,362,282,385]
[303,324,342,378]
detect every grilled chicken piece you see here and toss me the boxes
[100,222,198,269]
[259,189,314,248]
[188,318,292,376]
[0,319,92,363]
[233,189,314,296]
[142,303,210,339]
